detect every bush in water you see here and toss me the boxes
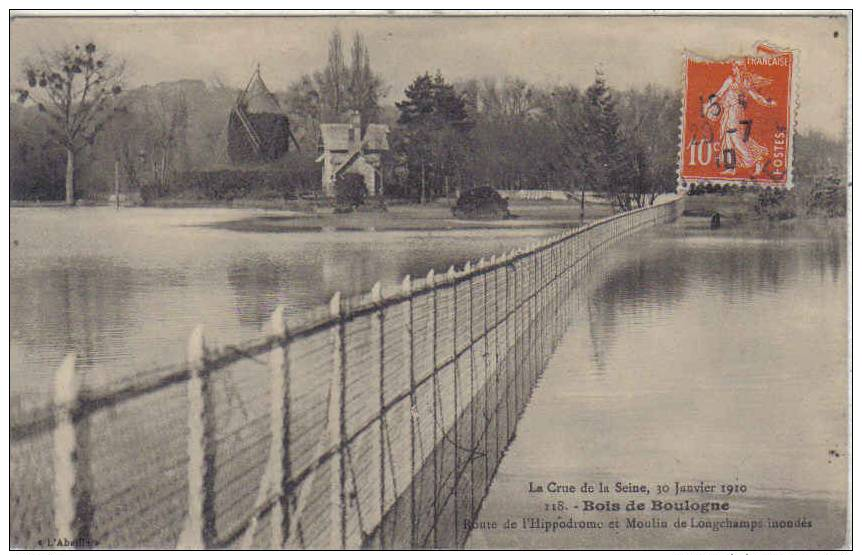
[334,173,368,210]
[452,186,510,219]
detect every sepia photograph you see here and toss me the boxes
[8,10,851,550]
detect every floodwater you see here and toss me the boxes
[468,228,849,550]
[10,207,550,408]
[10,208,849,549]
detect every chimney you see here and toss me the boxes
[349,110,362,140]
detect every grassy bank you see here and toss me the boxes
[199,199,615,233]
[680,183,848,237]
[666,214,847,238]
[9,195,620,233]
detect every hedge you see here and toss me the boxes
[174,169,302,201]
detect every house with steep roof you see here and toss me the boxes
[317,111,389,197]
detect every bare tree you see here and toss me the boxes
[313,29,349,119]
[292,30,385,124]
[15,42,124,204]
[145,91,190,196]
[346,32,385,124]
[617,86,682,208]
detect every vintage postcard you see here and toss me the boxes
[8,11,850,551]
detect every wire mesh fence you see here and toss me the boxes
[9,197,683,549]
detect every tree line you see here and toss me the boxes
[283,31,684,211]
[12,35,848,206]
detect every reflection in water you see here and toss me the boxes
[583,234,846,372]
[470,231,848,550]
[224,233,559,331]
[583,243,690,373]
[12,258,136,388]
[227,254,312,327]
[11,208,550,406]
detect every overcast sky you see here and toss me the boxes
[10,13,849,138]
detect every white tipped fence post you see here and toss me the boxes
[505,251,514,441]
[490,255,501,462]
[179,325,216,549]
[513,250,521,431]
[54,352,93,545]
[269,305,291,548]
[370,281,386,547]
[479,256,490,494]
[240,306,292,549]
[328,292,347,549]
[426,269,439,548]
[489,255,498,385]
[447,264,460,543]
[465,259,476,523]
[401,274,417,547]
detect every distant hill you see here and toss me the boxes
[111,79,237,169]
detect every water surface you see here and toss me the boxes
[468,230,848,550]
[11,207,551,407]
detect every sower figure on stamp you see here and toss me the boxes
[703,60,776,176]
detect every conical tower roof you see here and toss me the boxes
[238,66,282,114]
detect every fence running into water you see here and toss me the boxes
[10,197,683,549]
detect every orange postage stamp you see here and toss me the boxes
[680,43,796,187]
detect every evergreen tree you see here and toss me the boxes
[395,72,472,202]
[582,70,628,209]
[545,85,590,219]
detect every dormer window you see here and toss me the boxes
[348,128,355,143]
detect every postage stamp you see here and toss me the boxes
[680,43,796,187]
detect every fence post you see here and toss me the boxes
[555,241,562,344]
[572,234,577,315]
[464,260,475,524]
[480,258,490,494]
[371,281,386,547]
[531,246,539,396]
[555,239,560,339]
[53,352,93,546]
[538,245,545,368]
[426,268,438,548]
[511,252,519,439]
[564,237,569,327]
[549,244,555,347]
[241,306,292,549]
[447,264,459,546]
[530,245,538,396]
[550,242,555,345]
[492,256,501,465]
[178,325,216,549]
[329,292,347,549]
[402,275,417,548]
[567,235,573,326]
[547,241,553,351]
[269,305,290,548]
[560,239,566,338]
